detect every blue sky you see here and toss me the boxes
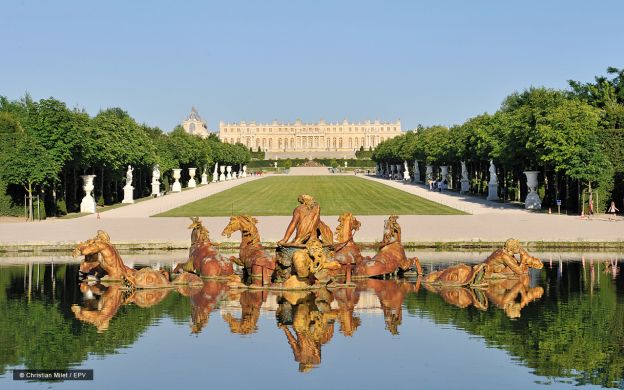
[1,0,623,132]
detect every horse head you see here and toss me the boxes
[222,215,260,243]
[335,212,361,243]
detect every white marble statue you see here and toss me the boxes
[487,160,499,201]
[403,161,411,181]
[460,161,470,193]
[122,165,134,203]
[151,164,161,196]
[219,165,226,181]
[488,160,498,184]
[201,167,208,185]
[212,163,219,183]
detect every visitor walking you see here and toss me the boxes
[607,201,619,221]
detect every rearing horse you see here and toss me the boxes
[222,215,276,286]
[332,212,364,282]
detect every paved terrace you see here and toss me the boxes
[0,173,622,251]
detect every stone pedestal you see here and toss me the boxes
[172,169,182,192]
[151,182,160,196]
[201,172,208,185]
[122,185,134,204]
[226,166,232,180]
[80,175,96,214]
[523,171,542,210]
[487,183,499,201]
[188,168,197,188]
[219,165,226,181]
[460,179,470,193]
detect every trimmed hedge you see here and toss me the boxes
[246,158,376,168]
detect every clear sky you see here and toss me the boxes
[1,0,623,132]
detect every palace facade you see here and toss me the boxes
[218,119,402,158]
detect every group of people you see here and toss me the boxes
[427,179,448,192]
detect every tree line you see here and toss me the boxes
[0,96,251,218]
[372,67,624,212]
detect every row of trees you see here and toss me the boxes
[0,96,251,218]
[372,67,624,212]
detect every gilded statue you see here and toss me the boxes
[332,212,364,283]
[174,217,235,277]
[73,230,198,289]
[278,194,333,246]
[222,215,277,286]
[353,215,422,278]
[424,239,543,286]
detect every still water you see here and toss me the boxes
[0,252,622,390]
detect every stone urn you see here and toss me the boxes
[80,175,97,213]
[242,165,247,178]
[226,166,232,180]
[201,168,208,185]
[219,165,226,181]
[188,167,197,188]
[523,171,542,210]
[172,169,182,192]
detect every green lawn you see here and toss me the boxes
[156,176,465,217]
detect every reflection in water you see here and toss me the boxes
[423,275,544,319]
[1,259,624,388]
[276,290,336,372]
[223,290,266,335]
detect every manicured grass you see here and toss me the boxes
[156,176,465,217]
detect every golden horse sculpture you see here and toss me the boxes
[423,239,543,287]
[222,215,277,286]
[73,230,200,289]
[353,215,422,278]
[173,217,235,278]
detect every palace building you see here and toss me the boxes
[181,107,210,138]
[218,118,402,159]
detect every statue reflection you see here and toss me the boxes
[71,282,170,332]
[423,284,488,311]
[425,274,543,319]
[485,275,543,319]
[223,290,267,335]
[333,288,361,336]
[276,290,337,372]
[361,279,420,335]
[188,280,228,334]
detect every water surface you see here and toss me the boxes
[0,253,622,389]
